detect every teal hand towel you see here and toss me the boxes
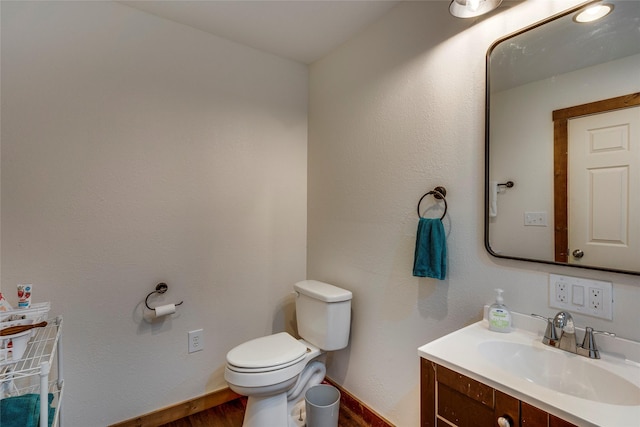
[413,217,447,280]
[0,393,55,427]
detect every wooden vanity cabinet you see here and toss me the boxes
[420,359,578,427]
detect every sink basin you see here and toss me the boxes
[418,311,640,427]
[478,341,640,406]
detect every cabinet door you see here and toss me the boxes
[436,364,494,427]
[521,402,547,425]
[495,390,520,427]
[437,382,494,426]
[521,401,578,427]
[421,359,436,427]
[550,414,578,427]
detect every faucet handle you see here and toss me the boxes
[579,327,616,359]
[531,314,558,345]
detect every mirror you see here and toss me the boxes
[486,0,640,275]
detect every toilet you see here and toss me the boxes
[224,280,352,427]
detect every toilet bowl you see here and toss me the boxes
[225,333,320,392]
[224,280,352,427]
[225,333,324,427]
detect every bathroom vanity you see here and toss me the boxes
[418,310,640,427]
[420,359,576,427]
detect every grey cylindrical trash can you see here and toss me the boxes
[305,384,341,427]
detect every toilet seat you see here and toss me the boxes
[226,332,308,373]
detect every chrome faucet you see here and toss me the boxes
[554,311,577,353]
[531,312,615,359]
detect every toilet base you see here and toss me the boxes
[240,393,309,427]
[238,360,326,427]
[242,392,289,427]
[289,399,306,427]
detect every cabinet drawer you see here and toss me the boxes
[438,382,494,426]
[436,364,494,408]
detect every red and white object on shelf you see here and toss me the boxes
[0,303,50,363]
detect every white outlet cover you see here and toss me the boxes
[549,274,613,320]
[188,329,204,353]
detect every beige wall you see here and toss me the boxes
[308,1,640,425]
[1,1,307,425]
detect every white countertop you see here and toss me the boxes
[418,309,640,427]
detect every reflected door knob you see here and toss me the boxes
[572,249,584,259]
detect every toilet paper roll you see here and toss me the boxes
[154,304,176,317]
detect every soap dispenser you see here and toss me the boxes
[489,288,512,333]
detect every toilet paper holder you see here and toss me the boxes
[145,283,184,311]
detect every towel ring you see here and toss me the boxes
[417,186,448,220]
[145,283,184,310]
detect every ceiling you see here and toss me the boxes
[117,0,402,64]
[116,1,640,89]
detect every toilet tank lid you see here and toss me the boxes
[294,280,352,302]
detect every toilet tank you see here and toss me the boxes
[294,280,352,351]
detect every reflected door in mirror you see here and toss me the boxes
[567,106,640,271]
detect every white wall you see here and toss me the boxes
[3,1,640,427]
[308,1,640,426]
[1,1,307,425]
[490,54,640,260]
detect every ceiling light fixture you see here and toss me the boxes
[449,0,503,18]
[574,3,614,23]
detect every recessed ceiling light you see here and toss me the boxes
[574,3,614,23]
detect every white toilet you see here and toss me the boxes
[224,280,352,427]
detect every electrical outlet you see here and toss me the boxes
[589,288,603,311]
[549,274,612,320]
[188,329,204,353]
[555,282,568,303]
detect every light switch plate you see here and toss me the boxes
[549,274,613,320]
[524,211,548,226]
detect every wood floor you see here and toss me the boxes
[160,397,370,427]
